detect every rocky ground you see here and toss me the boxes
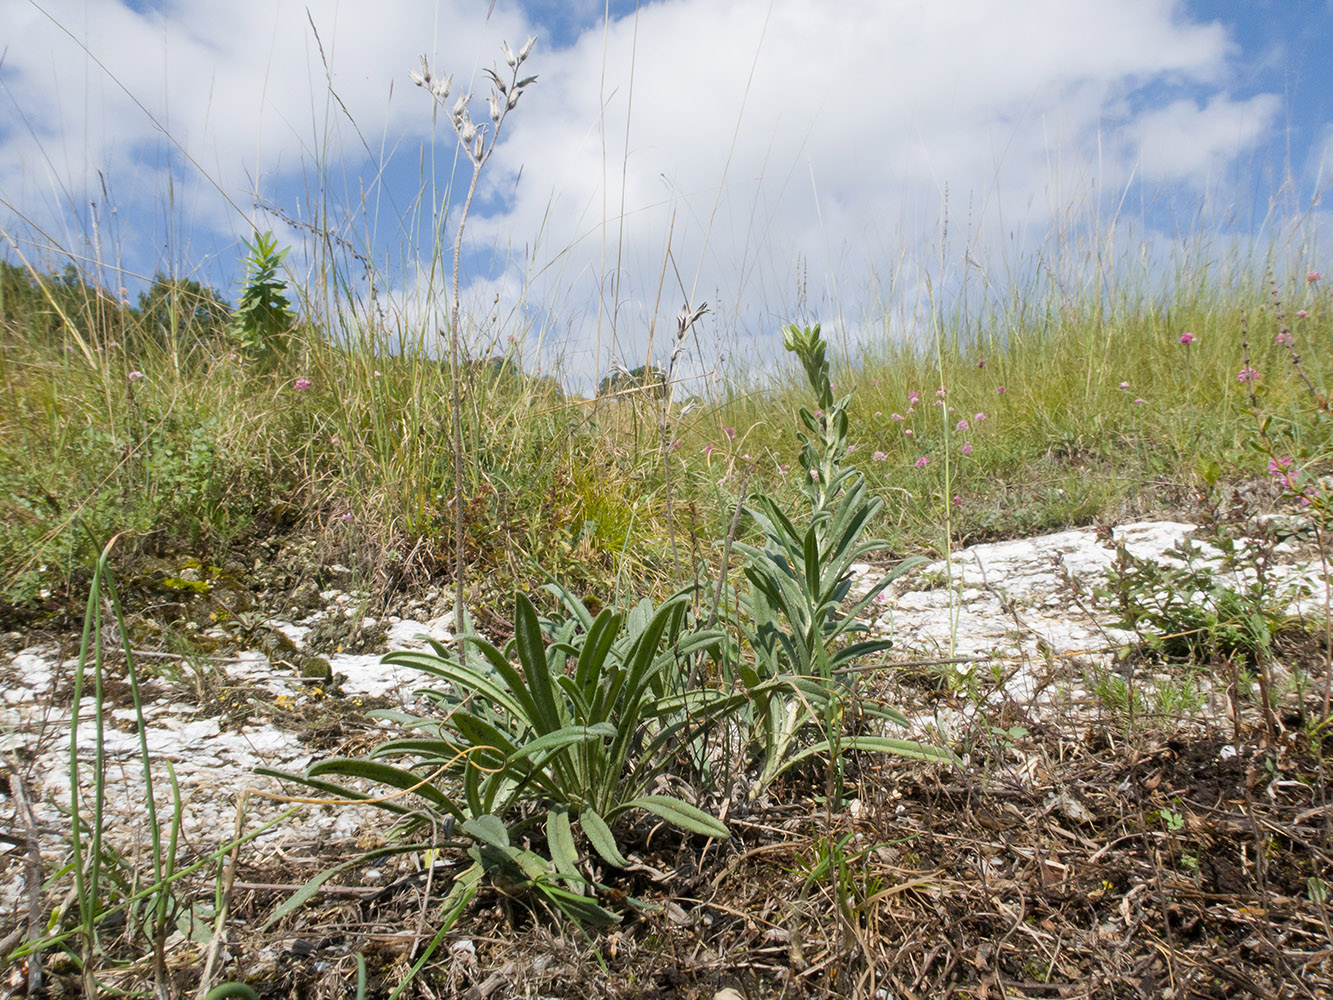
[2,516,1330,997]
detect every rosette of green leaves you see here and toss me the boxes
[264,590,739,923]
[733,324,956,797]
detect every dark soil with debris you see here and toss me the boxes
[46,704,1316,1000]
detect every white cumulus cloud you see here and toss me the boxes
[0,0,1287,388]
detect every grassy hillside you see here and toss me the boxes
[1,248,1327,621]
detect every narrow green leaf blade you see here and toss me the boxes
[620,795,729,840]
[579,808,629,867]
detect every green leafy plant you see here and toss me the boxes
[1096,534,1299,668]
[731,323,957,800]
[230,231,295,368]
[266,588,738,923]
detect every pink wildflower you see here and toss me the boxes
[1275,332,1292,345]
[1237,366,1260,384]
[956,419,969,432]
[890,412,904,421]
[723,427,736,440]
[1119,381,1130,389]
[996,386,1006,394]
[1308,271,1322,284]
[904,428,914,436]
[952,495,963,506]
[914,455,929,468]
[294,377,313,391]
[974,412,986,422]
[703,444,716,457]
[1134,397,1146,405]
[1178,332,1195,345]
[961,443,973,455]
[1296,309,1309,319]
[872,450,888,462]
[908,391,920,404]
[127,370,145,383]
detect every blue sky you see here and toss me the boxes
[2,0,1330,390]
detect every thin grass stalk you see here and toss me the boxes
[156,763,182,999]
[102,557,170,929]
[194,792,249,1000]
[67,553,103,996]
[12,805,303,963]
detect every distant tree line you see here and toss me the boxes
[597,364,667,400]
[0,259,232,352]
[0,258,566,399]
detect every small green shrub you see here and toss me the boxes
[230,232,295,368]
[1096,533,1300,668]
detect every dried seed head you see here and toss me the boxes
[676,302,709,339]
[431,74,452,102]
[518,36,536,63]
[506,90,520,111]
[472,134,484,160]
[487,92,502,124]
[452,94,468,119]
[516,75,538,89]
[460,120,476,144]
[502,40,517,67]
[410,55,430,88]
